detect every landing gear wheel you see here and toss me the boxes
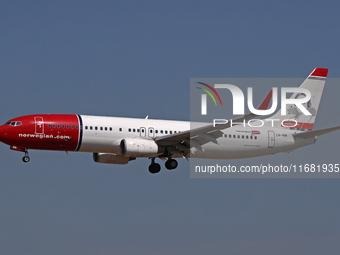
[165,159,178,170]
[22,156,30,163]
[149,163,161,174]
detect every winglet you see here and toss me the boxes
[310,68,328,78]
[257,90,273,110]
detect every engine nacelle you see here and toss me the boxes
[93,153,132,165]
[120,138,161,157]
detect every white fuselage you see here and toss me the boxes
[78,115,316,159]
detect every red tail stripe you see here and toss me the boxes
[257,90,273,110]
[311,68,328,78]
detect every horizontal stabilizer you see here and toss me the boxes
[293,126,340,138]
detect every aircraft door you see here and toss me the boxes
[148,127,155,138]
[140,127,146,137]
[268,130,275,148]
[34,117,44,134]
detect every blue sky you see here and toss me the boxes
[1,1,340,254]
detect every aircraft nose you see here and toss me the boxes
[0,125,7,142]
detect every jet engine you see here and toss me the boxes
[120,138,161,157]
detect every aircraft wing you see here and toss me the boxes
[156,90,273,152]
[293,126,340,138]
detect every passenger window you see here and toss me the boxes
[90,126,93,130]
[71,125,74,129]
[242,135,244,139]
[165,130,168,134]
[229,134,232,138]
[170,131,172,134]
[67,125,69,129]
[62,125,65,129]
[255,136,257,140]
[110,127,112,131]
[53,124,56,128]
[160,130,163,134]
[233,135,236,138]
[246,136,248,139]
[100,127,103,131]
[128,128,131,132]
[48,124,51,128]
[105,127,107,131]
[85,126,88,130]
[119,128,122,131]
[95,127,98,130]
[57,125,60,128]
[250,136,253,139]
[155,130,158,134]
[76,126,78,129]
[137,129,140,132]
[133,129,136,132]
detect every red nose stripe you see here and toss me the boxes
[1,114,80,151]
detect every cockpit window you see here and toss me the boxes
[4,121,22,126]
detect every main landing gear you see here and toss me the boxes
[148,157,178,174]
[165,158,178,170]
[22,151,30,163]
[149,158,161,174]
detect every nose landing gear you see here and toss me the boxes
[9,146,30,163]
[22,151,30,163]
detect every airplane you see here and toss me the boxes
[0,68,339,174]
